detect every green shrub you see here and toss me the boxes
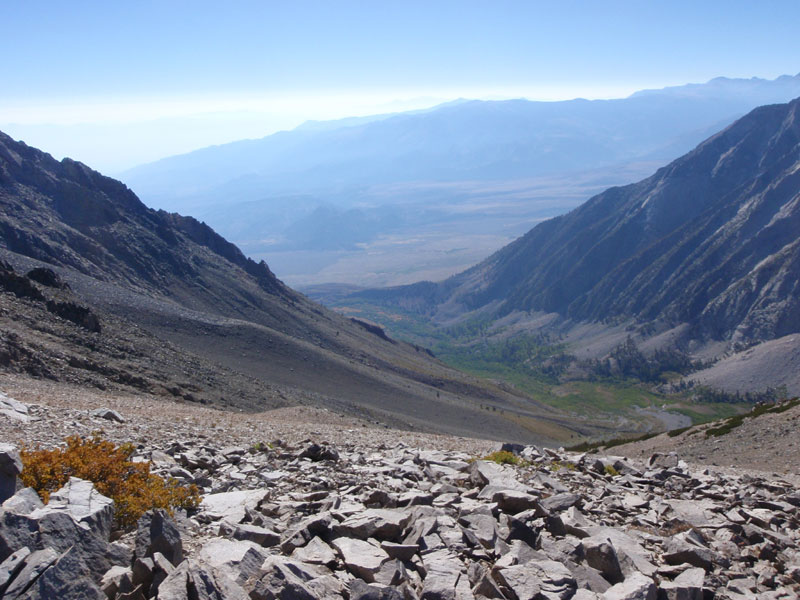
[550,461,576,472]
[667,426,692,437]
[20,434,201,529]
[481,450,523,465]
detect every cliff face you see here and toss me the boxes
[361,98,800,344]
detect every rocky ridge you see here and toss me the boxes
[1,384,799,599]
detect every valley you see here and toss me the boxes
[4,6,800,599]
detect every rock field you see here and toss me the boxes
[1,377,800,599]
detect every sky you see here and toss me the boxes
[2,1,799,173]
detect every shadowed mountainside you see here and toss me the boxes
[344,97,800,386]
[0,130,584,444]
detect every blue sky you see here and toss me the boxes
[2,1,798,172]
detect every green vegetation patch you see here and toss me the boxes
[480,450,528,466]
[705,397,800,438]
[567,430,661,453]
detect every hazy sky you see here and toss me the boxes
[2,1,798,173]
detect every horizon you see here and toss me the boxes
[2,1,799,173]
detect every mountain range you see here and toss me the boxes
[336,96,800,395]
[0,130,585,444]
[118,74,800,288]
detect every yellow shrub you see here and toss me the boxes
[20,434,200,528]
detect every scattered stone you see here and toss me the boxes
[92,408,125,423]
[1,412,798,600]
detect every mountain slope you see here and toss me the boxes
[0,130,582,444]
[350,97,800,352]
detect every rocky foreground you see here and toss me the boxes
[1,388,800,599]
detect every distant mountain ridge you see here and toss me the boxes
[350,96,800,348]
[122,74,800,212]
[115,74,800,289]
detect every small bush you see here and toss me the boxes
[550,461,576,472]
[481,450,523,466]
[604,464,619,477]
[20,434,200,528]
[667,426,692,438]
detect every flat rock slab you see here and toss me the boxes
[291,536,337,567]
[336,508,412,541]
[47,477,114,539]
[332,538,388,582]
[602,572,656,600]
[200,489,267,524]
[420,549,464,600]
[0,394,29,423]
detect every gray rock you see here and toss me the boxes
[132,557,154,590]
[332,537,388,582]
[380,541,419,562]
[374,558,410,587]
[601,572,656,600]
[91,408,125,423]
[187,559,249,600]
[471,569,506,599]
[19,545,105,600]
[157,559,248,600]
[420,549,464,600]
[582,537,624,584]
[2,488,43,515]
[349,579,405,600]
[102,564,134,598]
[2,547,58,599]
[200,489,267,524]
[220,521,280,547]
[291,536,337,567]
[0,394,29,423]
[492,490,543,515]
[135,508,183,566]
[335,508,412,541]
[459,513,498,549]
[585,529,657,578]
[47,476,114,539]
[248,556,321,600]
[280,512,332,553]
[0,547,31,596]
[495,560,576,600]
[299,443,339,462]
[0,444,23,503]
[0,482,115,580]
[658,567,704,600]
[661,539,718,572]
[197,538,266,586]
[647,453,678,469]
[155,560,192,600]
[469,461,506,487]
[539,493,581,513]
[493,564,541,599]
